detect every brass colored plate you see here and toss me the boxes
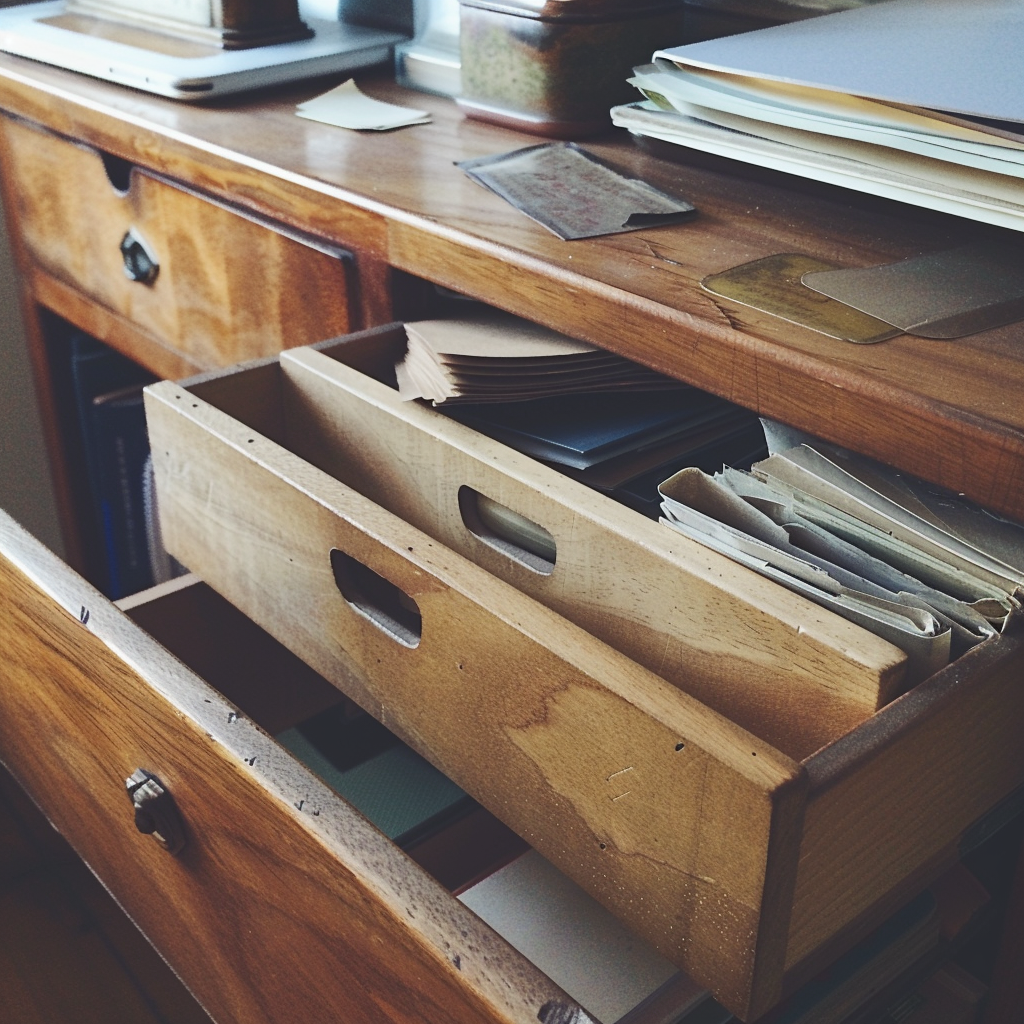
[701,253,900,345]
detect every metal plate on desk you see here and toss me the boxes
[802,241,1024,339]
[701,253,900,345]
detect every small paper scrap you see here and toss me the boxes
[297,79,430,131]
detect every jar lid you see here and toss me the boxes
[458,0,683,23]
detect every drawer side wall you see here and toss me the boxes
[786,628,1024,972]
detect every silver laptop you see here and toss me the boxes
[0,2,405,100]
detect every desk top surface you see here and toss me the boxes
[0,53,1021,521]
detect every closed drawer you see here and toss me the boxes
[0,510,677,1024]
[0,114,356,370]
[144,352,1024,1020]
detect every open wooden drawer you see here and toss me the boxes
[143,347,1024,1020]
[0,510,716,1024]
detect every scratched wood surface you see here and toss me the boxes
[146,375,808,1020]
[279,332,906,761]
[0,113,357,372]
[0,509,592,1024]
[0,59,1020,520]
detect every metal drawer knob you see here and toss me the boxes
[120,229,160,284]
[125,769,186,854]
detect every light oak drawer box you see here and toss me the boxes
[0,113,356,371]
[272,325,911,762]
[0,511,655,1024]
[144,351,1024,1021]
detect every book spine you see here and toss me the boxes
[91,393,155,599]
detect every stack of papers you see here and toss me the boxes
[659,442,1024,682]
[446,389,747,471]
[396,313,764,515]
[396,314,686,405]
[613,0,1024,231]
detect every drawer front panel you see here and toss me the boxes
[0,512,580,1024]
[0,114,356,368]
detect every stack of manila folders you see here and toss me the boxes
[613,0,1024,231]
[395,313,764,518]
[659,430,1024,684]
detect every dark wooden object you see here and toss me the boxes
[63,0,312,50]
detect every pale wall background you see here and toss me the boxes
[0,203,63,556]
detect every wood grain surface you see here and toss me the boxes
[149,353,1024,1019]
[146,375,807,1019]
[0,59,1019,520]
[788,618,1024,976]
[0,509,591,1024]
[280,334,906,761]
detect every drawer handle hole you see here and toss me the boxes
[331,549,421,648]
[101,151,134,194]
[459,487,555,575]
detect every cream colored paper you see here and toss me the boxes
[297,79,430,131]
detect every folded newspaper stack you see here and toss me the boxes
[396,313,683,406]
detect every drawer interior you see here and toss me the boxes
[185,324,908,762]
[144,349,1024,1020]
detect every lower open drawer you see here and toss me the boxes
[0,510,724,1024]
[143,353,1024,1021]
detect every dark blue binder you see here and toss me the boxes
[69,335,157,599]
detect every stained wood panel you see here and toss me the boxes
[0,113,357,371]
[0,510,585,1024]
[789,622,1024,975]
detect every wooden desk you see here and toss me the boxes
[0,50,1021,1024]
[0,56,1020,559]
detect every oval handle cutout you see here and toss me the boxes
[459,487,556,575]
[330,549,421,648]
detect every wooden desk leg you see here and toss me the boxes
[983,828,1024,1024]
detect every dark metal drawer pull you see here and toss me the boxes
[125,768,186,854]
[120,228,160,284]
